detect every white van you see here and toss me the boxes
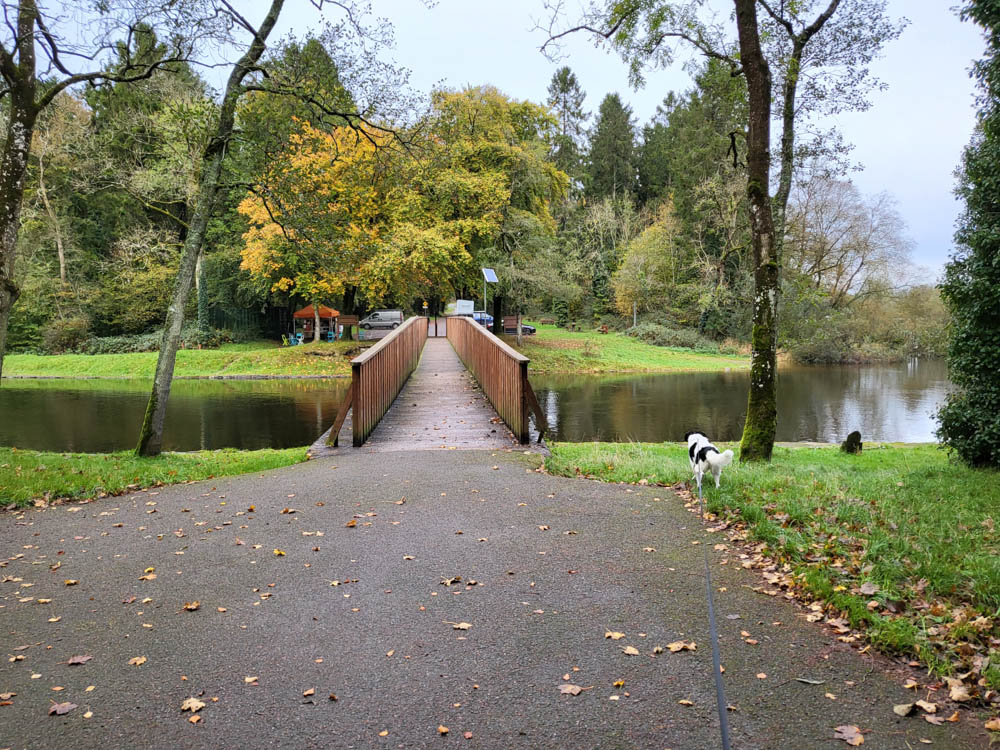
[359,310,404,329]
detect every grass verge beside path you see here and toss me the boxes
[3,341,354,378]
[511,323,747,373]
[546,441,1000,695]
[0,446,308,507]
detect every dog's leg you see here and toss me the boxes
[713,468,721,488]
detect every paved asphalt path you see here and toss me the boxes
[0,450,988,749]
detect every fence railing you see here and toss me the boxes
[327,316,428,447]
[446,315,547,444]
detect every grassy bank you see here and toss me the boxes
[546,441,1000,691]
[3,340,355,378]
[0,446,309,507]
[510,323,747,373]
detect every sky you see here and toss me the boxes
[267,0,985,277]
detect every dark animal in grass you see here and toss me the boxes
[841,431,863,454]
[684,431,734,493]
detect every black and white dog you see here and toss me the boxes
[684,431,734,493]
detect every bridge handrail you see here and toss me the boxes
[328,315,428,447]
[446,315,546,444]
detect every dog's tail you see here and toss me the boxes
[707,449,734,469]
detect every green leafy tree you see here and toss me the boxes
[586,92,637,201]
[546,66,588,188]
[937,0,1000,468]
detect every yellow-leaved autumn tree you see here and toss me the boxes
[239,123,386,338]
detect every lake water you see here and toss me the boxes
[0,359,950,452]
[532,358,951,444]
[0,378,349,453]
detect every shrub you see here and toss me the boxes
[626,322,718,352]
[43,316,91,353]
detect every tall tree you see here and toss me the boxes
[136,0,286,456]
[0,0,209,382]
[586,92,637,200]
[542,0,903,460]
[546,66,588,184]
[937,0,1000,468]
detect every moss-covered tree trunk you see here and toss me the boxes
[136,0,285,456]
[734,0,779,462]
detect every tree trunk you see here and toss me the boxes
[342,285,357,340]
[0,88,39,384]
[734,0,779,462]
[313,301,320,342]
[36,148,67,285]
[136,0,285,455]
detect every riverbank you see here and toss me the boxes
[509,323,748,373]
[545,441,1000,702]
[0,446,309,507]
[2,340,355,378]
[4,325,747,378]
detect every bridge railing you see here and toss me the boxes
[446,315,547,444]
[328,316,428,447]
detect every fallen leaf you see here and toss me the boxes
[67,655,92,666]
[924,714,944,726]
[128,656,146,667]
[621,645,640,656]
[244,676,258,684]
[945,711,960,722]
[83,710,93,719]
[948,681,972,702]
[450,622,472,631]
[605,631,625,640]
[64,580,78,586]
[756,673,767,679]
[559,684,583,695]
[378,730,389,737]
[48,701,77,716]
[273,549,285,556]
[181,697,206,713]
[859,582,878,595]
[345,519,357,528]
[463,732,473,739]
[985,717,1000,731]
[833,725,864,745]
[666,640,697,652]
[893,703,914,717]
[903,678,919,690]
[795,678,825,685]
[303,688,315,697]
[678,699,694,706]
[438,726,449,735]
[915,700,937,714]
[183,601,200,611]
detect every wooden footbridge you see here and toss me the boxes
[320,316,547,451]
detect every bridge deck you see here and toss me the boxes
[315,337,524,453]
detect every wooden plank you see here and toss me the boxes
[326,382,354,448]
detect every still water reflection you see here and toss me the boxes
[0,359,950,452]
[531,359,951,443]
[0,378,349,452]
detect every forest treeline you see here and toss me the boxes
[8,34,946,364]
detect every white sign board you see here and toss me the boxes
[454,299,475,315]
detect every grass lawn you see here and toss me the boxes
[3,340,356,378]
[0,446,309,507]
[510,323,747,373]
[546,441,1000,689]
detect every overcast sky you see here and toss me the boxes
[270,1,985,277]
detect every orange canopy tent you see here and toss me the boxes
[292,305,339,319]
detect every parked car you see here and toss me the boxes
[359,310,404,329]
[472,311,493,328]
[503,322,536,335]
